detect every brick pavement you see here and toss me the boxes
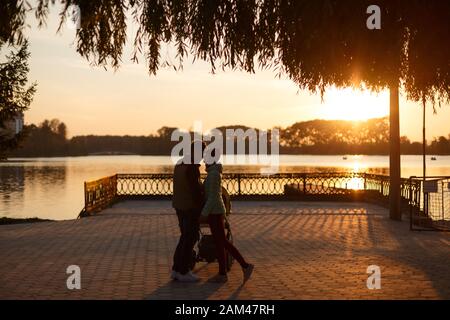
[0,201,448,299]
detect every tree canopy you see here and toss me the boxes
[1,0,449,106]
[0,41,36,157]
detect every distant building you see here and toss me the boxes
[1,112,24,138]
[15,113,24,134]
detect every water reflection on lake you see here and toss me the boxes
[1,155,450,220]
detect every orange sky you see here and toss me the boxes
[17,3,450,140]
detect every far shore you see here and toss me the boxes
[1,153,449,161]
[0,217,54,225]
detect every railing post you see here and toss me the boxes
[416,181,422,212]
[442,180,445,222]
[237,174,241,196]
[409,177,413,230]
[84,181,88,210]
[114,174,118,198]
[303,174,307,194]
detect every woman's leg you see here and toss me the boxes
[209,215,249,271]
[222,231,249,269]
[208,215,227,275]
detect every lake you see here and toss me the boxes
[1,155,450,220]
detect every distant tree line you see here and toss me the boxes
[8,117,450,157]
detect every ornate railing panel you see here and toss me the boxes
[81,172,422,219]
[82,175,117,215]
[116,174,173,196]
[112,172,374,197]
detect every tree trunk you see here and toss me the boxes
[423,101,426,183]
[389,84,402,220]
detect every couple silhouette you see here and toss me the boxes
[171,141,254,283]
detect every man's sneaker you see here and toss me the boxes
[176,272,200,283]
[188,271,200,281]
[170,270,179,280]
[242,264,254,283]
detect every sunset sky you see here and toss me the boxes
[16,4,450,140]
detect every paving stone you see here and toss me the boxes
[0,201,448,299]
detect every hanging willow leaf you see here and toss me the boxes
[0,0,449,105]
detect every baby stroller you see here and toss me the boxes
[192,187,234,271]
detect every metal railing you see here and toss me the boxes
[409,176,450,231]
[115,172,369,197]
[80,175,117,216]
[81,172,421,217]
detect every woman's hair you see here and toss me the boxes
[190,140,206,155]
[205,145,222,165]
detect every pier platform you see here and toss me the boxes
[0,201,449,299]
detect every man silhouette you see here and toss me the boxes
[171,140,205,282]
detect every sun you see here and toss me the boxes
[319,87,389,121]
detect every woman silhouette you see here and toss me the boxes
[201,148,254,283]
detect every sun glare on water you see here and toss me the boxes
[346,177,365,190]
[347,156,367,190]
